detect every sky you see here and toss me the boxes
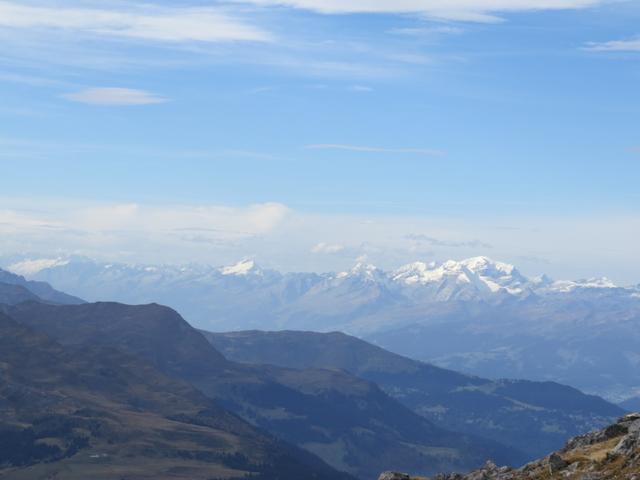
[1,0,639,283]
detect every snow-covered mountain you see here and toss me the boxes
[3,255,633,316]
[2,253,638,303]
[3,254,639,402]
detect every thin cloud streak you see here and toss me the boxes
[306,144,445,156]
[62,88,167,106]
[232,0,604,22]
[0,1,271,43]
[586,37,640,52]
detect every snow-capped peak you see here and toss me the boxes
[460,256,516,276]
[220,259,260,276]
[392,257,528,296]
[459,257,527,294]
[392,261,440,285]
[337,262,385,282]
[7,258,70,276]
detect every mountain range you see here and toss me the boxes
[0,267,84,305]
[0,265,633,479]
[5,255,639,403]
[0,296,522,479]
[0,310,354,480]
[202,329,624,461]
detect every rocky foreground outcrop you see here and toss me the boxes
[379,413,640,480]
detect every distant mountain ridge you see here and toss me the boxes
[0,311,355,480]
[0,281,41,305]
[4,255,640,402]
[202,329,624,461]
[0,267,84,305]
[5,255,634,305]
[4,301,524,479]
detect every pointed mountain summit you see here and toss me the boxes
[337,262,388,283]
[220,259,262,276]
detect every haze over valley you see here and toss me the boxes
[4,254,639,404]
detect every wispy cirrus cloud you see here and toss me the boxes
[586,37,640,52]
[388,26,465,36]
[62,88,167,106]
[232,0,604,23]
[0,1,271,43]
[406,234,493,249]
[305,144,445,156]
[349,85,374,92]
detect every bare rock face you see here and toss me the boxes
[547,453,568,473]
[611,415,640,458]
[378,473,415,480]
[381,413,640,480]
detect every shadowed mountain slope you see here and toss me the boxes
[0,282,41,305]
[14,256,640,402]
[203,330,624,460]
[5,301,524,479]
[0,268,84,305]
[0,312,355,480]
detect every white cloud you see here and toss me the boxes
[0,1,271,43]
[0,200,290,255]
[1,198,640,284]
[305,144,445,156]
[406,234,493,249]
[232,0,603,22]
[349,85,374,92]
[311,242,346,254]
[62,88,167,106]
[388,26,465,36]
[586,37,640,52]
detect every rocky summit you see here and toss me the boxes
[379,413,640,480]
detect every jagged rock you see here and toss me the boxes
[465,471,488,480]
[628,419,640,434]
[547,453,568,472]
[602,422,628,439]
[612,431,640,456]
[378,473,413,480]
[622,413,640,422]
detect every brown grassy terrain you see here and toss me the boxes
[0,312,354,480]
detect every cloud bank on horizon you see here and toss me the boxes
[1,198,639,284]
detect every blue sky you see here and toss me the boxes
[1,0,639,282]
